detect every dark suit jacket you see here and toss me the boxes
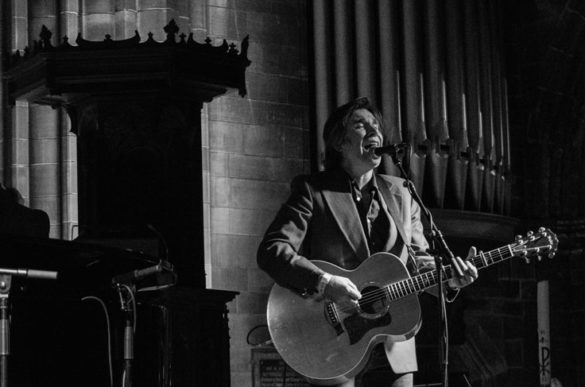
[258,168,434,373]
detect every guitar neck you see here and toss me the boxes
[385,244,515,300]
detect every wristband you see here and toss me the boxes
[317,273,332,295]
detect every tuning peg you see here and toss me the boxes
[538,227,545,233]
[527,230,534,237]
[523,256,531,264]
[515,235,523,242]
[548,252,555,259]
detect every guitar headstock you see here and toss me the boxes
[512,227,559,263]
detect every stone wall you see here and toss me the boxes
[201,1,310,385]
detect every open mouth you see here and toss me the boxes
[363,139,381,153]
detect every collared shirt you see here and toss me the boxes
[350,175,397,254]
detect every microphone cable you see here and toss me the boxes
[81,295,113,387]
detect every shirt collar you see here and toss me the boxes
[348,173,378,202]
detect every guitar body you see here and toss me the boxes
[267,252,422,385]
[266,228,559,385]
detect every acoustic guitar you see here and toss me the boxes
[266,228,558,385]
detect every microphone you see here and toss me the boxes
[112,262,165,285]
[372,143,406,156]
[0,267,58,280]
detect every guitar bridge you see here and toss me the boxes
[325,302,344,336]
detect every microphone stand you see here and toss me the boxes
[387,147,455,387]
[114,283,135,387]
[0,275,12,387]
[0,268,59,387]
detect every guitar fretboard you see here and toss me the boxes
[383,245,513,301]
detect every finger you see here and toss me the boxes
[347,284,362,299]
[451,256,464,277]
[466,262,478,279]
[347,290,360,300]
[467,246,477,259]
[461,259,478,276]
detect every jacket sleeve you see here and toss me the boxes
[257,175,326,294]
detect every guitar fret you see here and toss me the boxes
[495,247,504,261]
[391,283,398,298]
[494,250,501,263]
[496,249,503,262]
[425,272,433,287]
[491,250,498,265]
[414,277,422,292]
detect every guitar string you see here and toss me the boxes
[335,251,500,314]
[333,246,514,314]
[335,265,457,314]
[334,237,551,313]
[340,242,548,314]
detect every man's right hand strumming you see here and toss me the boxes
[321,274,362,309]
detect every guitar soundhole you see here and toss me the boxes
[359,285,389,316]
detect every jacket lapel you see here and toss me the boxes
[321,171,370,261]
[375,174,409,251]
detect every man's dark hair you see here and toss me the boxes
[322,97,385,170]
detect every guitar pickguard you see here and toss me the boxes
[343,312,392,345]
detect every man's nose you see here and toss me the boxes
[366,122,381,137]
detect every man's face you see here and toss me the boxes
[339,108,383,172]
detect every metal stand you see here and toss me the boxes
[115,284,135,387]
[388,147,455,387]
[433,254,448,387]
[0,267,58,387]
[112,261,174,387]
[0,275,12,387]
